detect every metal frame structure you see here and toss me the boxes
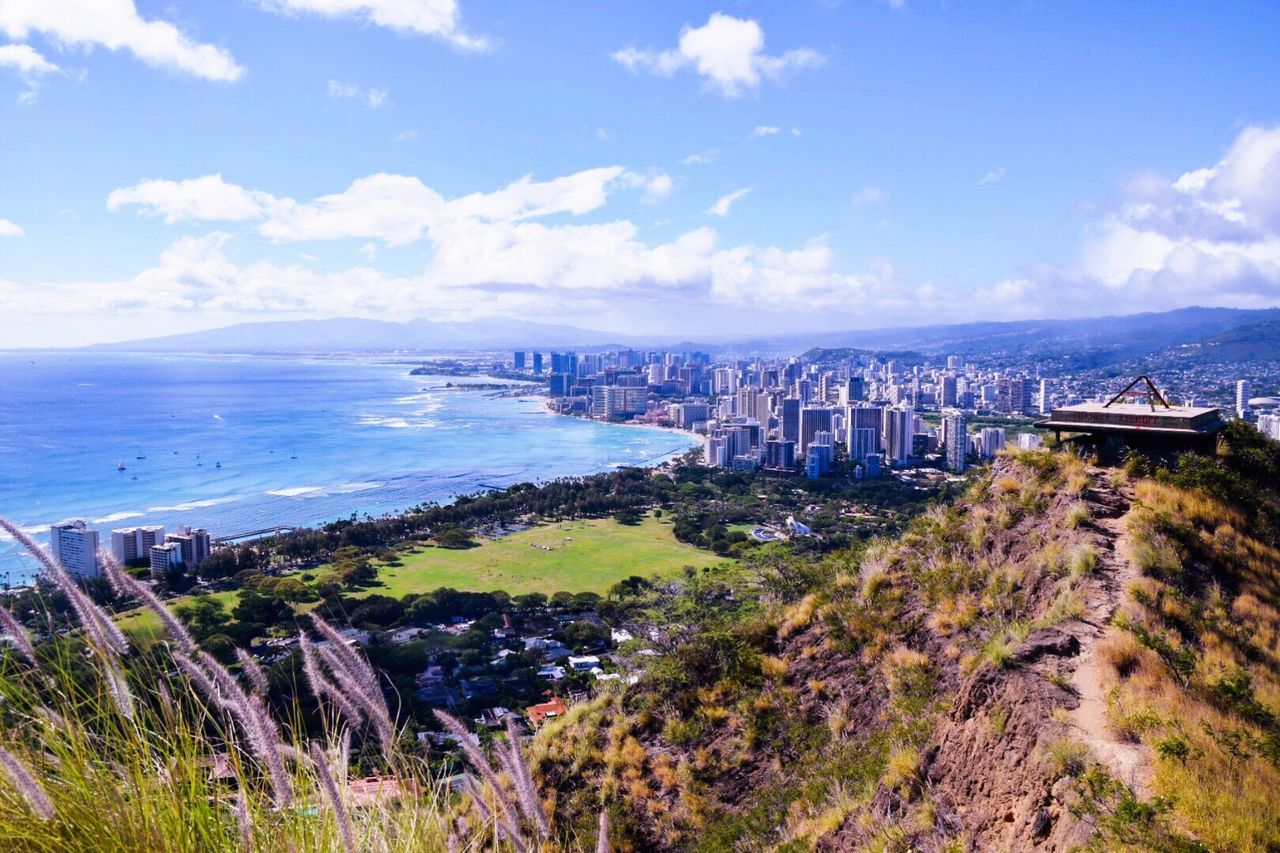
[1103,374,1171,411]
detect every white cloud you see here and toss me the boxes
[0,42,59,103]
[0,218,26,237]
[641,173,673,204]
[0,0,244,81]
[750,125,780,138]
[707,188,751,217]
[612,13,822,98]
[681,148,718,166]
[979,166,1006,185]
[16,165,926,338]
[327,79,389,108]
[595,127,611,142]
[257,0,488,51]
[978,125,1280,316]
[851,186,883,206]
[107,166,668,246]
[0,43,59,75]
[107,175,278,223]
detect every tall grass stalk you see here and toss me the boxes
[0,516,522,852]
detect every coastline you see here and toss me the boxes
[0,357,699,583]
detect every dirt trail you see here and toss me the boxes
[1067,469,1152,797]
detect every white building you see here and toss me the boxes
[111,525,166,565]
[1018,433,1043,450]
[149,541,184,576]
[1237,379,1252,419]
[979,427,1007,458]
[50,520,99,577]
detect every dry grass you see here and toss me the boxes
[1102,478,1280,850]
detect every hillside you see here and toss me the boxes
[534,424,1280,850]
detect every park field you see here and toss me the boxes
[116,514,727,638]
[355,513,727,598]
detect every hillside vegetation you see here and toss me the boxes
[533,423,1280,851]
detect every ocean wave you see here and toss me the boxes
[265,486,324,497]
[147,496,242,512]
[358,415,438,430]
[330,482,383,494]
[92,511,145,524]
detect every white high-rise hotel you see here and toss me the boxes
[50,520,99,577]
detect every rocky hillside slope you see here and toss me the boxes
[534,427,1280,851]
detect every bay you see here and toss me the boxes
[0,352,697,584]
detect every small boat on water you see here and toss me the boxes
[117,460,126,471]
[215,461,222,469]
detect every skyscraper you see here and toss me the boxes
[50,520,100,577]
[514,351,526,370]
[1039,378,1053,415]
[780,398,801,444]
[799,406,834,454]
[940,375,958,408]
[943,411,968,472]
[531,352,543,375]
[1237,380,1252,419]
[846,405,884,455]
[884,406,915,466]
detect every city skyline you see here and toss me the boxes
[3,2,1280,347]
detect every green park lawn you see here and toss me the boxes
[355,513,727,599]
[115,514,727,638]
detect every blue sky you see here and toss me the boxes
[1,0,1279,347]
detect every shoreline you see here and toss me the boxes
[0,365,700,582]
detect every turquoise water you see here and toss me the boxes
[0,353,697,584]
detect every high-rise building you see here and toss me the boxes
[166,527,212,567]
[765,439,797,470]
[50,520,100,577]
[531,352,543,375]
[996,377,1034,415]
[1237,380,1252,419]
[799,406,834,453]
[943,411,967,472]
[1039,379,1053,415]
[780,398,801,444]
[979,427,1007,458]
[884,406,915,465]
[513,351,526,370]
[946,355,963,371]
[846,406,884,455]
[940,375,958,408]
[111,525,166,565]
[149,542,184,577]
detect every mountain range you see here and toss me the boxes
[80,306,1280,366]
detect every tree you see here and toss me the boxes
[563,620,610,652]
[232,589,293,629]
[433,525,476,549]
[198,549,239,581]
[175,596,229,643]
[514,592,548,611]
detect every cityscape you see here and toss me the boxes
[3,1,1280,850]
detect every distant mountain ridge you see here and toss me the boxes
[79,306,1280,365]
[87,317,671,353]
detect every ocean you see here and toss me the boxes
[0,352,698,584]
